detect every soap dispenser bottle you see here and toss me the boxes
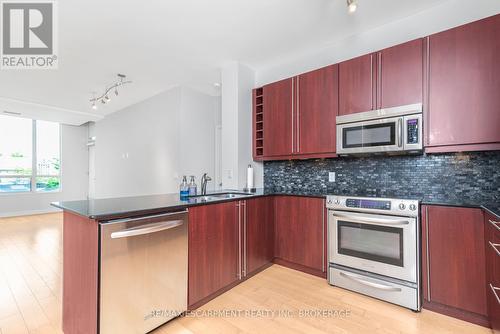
[188,176,197,196]
[180,176,189,199]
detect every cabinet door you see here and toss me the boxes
[245,197,274,275]
[274,196,324,273]
[428,15,500,148]
[378,39,423,109]
[297,65,338,154]
[263,78,294,157]
[188,202,239,307]
[339,54,376,116]
[422,206,487,316]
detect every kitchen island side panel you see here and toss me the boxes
[63,211,99,334]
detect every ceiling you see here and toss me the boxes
[0,0,450,118]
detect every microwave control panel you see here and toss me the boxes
[406,118,419,144]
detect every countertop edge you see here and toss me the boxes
[52,191,499,221]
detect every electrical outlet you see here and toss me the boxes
[328,172,336,182]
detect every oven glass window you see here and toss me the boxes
[337,221,403,267]
[343,123,396,148]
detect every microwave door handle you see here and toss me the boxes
[397,118,403,147]
[331,212,410,226]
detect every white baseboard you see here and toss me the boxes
[0,207,62,218]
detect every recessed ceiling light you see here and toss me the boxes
[214,82,221,88]
[347,0,357,13]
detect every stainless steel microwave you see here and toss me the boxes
[336,104,423,155]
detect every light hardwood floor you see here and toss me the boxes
[0,213,492,334]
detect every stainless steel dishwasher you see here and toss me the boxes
[100,210,188,334]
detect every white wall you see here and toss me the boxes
[221,62,264,190]
[256,0,500,86]
[179,88,219,190]
[91,86,220,199]
[0,124,89,217]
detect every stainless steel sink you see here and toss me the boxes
[209,192,252,199]
[189,192,252,201]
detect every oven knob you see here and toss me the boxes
[409,204,417,211]
[399,203,406,210]
[334,199,340,205]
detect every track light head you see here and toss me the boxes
[347,0,357,13]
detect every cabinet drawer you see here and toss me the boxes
[486,218,500,286]
[487,283,500,331]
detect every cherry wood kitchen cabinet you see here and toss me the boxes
[188,202,239,308]
[378,39,423,109]
[274,196,326,277]
[485,211,500,333]
[245,197,275,276]
[421,205,488,326]
[262,78,294,157]
[338,54,376,116]
[426,14,500,153]
[296,64,339,155]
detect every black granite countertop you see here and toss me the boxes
[52,188,499,221]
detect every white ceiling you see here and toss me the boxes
[0,0,452,118]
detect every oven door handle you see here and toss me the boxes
[340,271,402,292]
[331,212,410,226]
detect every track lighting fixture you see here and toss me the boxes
[347,0,357,13]
[89,74,132,110]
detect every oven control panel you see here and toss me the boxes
[326,195,419,217]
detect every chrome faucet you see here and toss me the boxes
[201,173,212,195]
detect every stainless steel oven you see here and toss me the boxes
[327,195,420,311]
[336,103,422,155]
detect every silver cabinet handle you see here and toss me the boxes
[490,284,500,305]
[489,241,500,256]
[340,272,402,292]
[243,201,247,277]
[397,118,403,147]
[237,202,242,280]
[291,77,295,153]
[111,220,183,239]
[332,212,409,226]
[489,219,500,232]
[296,76,300,153]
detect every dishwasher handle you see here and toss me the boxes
[111,219,184,239]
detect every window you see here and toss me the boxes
[0,115,60,193]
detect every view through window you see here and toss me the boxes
[0,115,60,193]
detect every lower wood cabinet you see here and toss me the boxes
[421,205,488,326]
[188,198,275,308]
[485,212,500,333]
[188,202,239,308]
[274,196,326,277]
[245,197,274,275]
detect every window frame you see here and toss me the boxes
[0,118,62,195]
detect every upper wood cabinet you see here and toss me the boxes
[378,39,423,109]
[262,78,294,157]
[257,66,338,160]
[421,205,488,325]
[339,39,424,116]
[426,14,500,152]
[297,64,339,155]
[339,54,376,116]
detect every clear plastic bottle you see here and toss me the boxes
[179,176,189,199]
[188,176,197,196]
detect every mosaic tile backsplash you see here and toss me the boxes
[263,152,500,204]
